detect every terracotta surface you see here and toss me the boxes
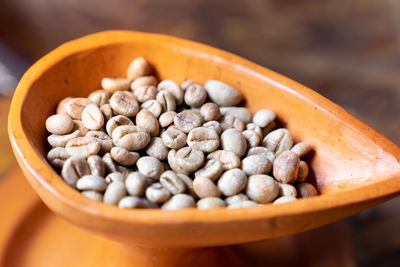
[7,31,400,264]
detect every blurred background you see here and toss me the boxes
[0,0,398,266]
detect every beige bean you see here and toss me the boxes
[194,159,223,181]
[73,120,88,136]
[246,123,262,138]
[220,115,245,132]
[197,197,225,209]
[220,107,251,124]
[228,200,259,209]
[273,196,297,204]
[175,147,204,173]
[82,190,103,202]
[136,156,164,181]
[77,175,108,191]
[141,99,162,118]
[278,183,297,197]
[88,89,110,107]
[158,80,184,105]
[193,176,221,198]
[101,77,131,93]
[242,129,261,147]
[187,127,219,153]
[46,114,74,135]
[118,196,146,208]
[177,174,196,198]
[273,151,300,184]
[100,104,113,121]
[246,175,279,203]
[86,131,113,154]
[66,137,101,158]
[220,128,247,157]
[161,126,187,149]
[200,102,220,121]
[217,168,247,196]
[202,120,222,135]
[174,110,202,133]
[253,109,276,128]
[47,147,69,168]
[167,149,189,175]
[291,142,312,157]
[112,125,150,151]
[207,150,240,170]
[297,161,309,182]
[127,57,152,80]
[145,183,171,204]
[106,115,134,136]
[111,147,139,166]
[247,147,275,163]
[105,172,125,183]
[133,85,157,103]
[81,104,104,130]
[262,128,293,155]
[145,137,169,160]
[87,155,105,177]
[110,91,139,117]
[160,170,186,195]
[125,172,147,196]
[65,98,92,120]
[296,183,318,198]
[136,109,160,136]
[159,111,176,128]
[61,157,90,187]
[225,193,249,206]
[184,83,207,107]
[161,194,195,210]
[56,97,73,114]
[204,80,242,106]
[241,154,272,176]
[156,90,176,112]
[48,130,81,147]
[104,180,127,205]
[102,153,119,173]
[130,75,158,90]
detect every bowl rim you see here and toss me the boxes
[8,30,400,225]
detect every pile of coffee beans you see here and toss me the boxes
[46,57,318,210]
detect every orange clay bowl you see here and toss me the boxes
[8,30,400,265]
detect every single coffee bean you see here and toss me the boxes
[136,156,164,181]
[278,183,297,197]
[105,172,125,183]
[102,153,119,173]
[273,151,300,184]
[262,128,293,155]
[291,142,311,157]
[111,147,140,166]
[177,173,196,198]
[160,170,186,195]
[77,175,108,191]
[88,89,110,107]
[104,180,127,205]
[296,183,318,198]
[202,120,222,135]
[112,125,150,151]
[241,154,272,176]
[253,109,276,128]
[246,123,262,138]
[46,114,74,135]
[220,115,245,132]
[218,168,247,197]
[65,98,92,120]
[200,102,220,121]
[174,110,202,133]
[118,196,146,209]
[242,129,261,147]
[175,147,204,173]
[184,82,207,107]
[81,104,104,130]
[247,147,275,163]
[167,149,189,175]
[220,128,247,157]
[273,196,297,204]
[100,104,113,121]
[125,172,147,196]
[73,120,88,136]
[61,157,90,187]
[47,147,69,168]
[140,99,162,118]
[193,176,221,198]
[66,137,101,158]
[130,75,158,91]
[86,131,113,154]
[197,197,226,209]
[127,57,152,80]
[161,194,195,210]
[82,190,103,202]
[187,127,219,153]
[195,159,223,181]
[159,111,176,128]
[87,155,105,177]
[145,137,169,160]
[48,130,81,147]
[110,91,139,117]
[106,115,134,136]
[56,97,73,114]
[297,161,309,182]
[161,126,187,149]
[156,90,176,112]
[133,85,157,103]
[228,200,259,209]
[101,77,131,92]
[207,150,241,170]
[220,107,251,124]
[225,193,249,206]
[246,174,279,203]
[204,80,242,106]
[158,80,184,105]
[145,183,171,204]
[136,109,160,136]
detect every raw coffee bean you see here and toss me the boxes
[202,121,222,135]
[47,147,69,168]
[273,196,297,204]
[145,183,171,204]
[204,80,242,106]
[65,98,92,120]
[225,193,249,206]
[100,104,113,121]
[77,175,108,191]
[87,155,105,177]
[177,173,196,198]
[105,172,125,183]
[56,97,73,114]
[136,109,160,136]
[247,147,275,163]
[242,129,261,147]
[133,85,157,103]
[220,128,247,157]
[81,104,104,130]
[106,115,134,136]
[127,57,152,80]
[130,75,158,91]
[197,197,226,209]
[193,176,221,198]
[262,128,293,155]
[228,200,259,209]
[297,161,309,182]
[158,80,184,105]
[174,110,202,133]
[278,183,297,197]
[184,82,207,107]
[175,147,204,173]
[296,183,318,198]
[145,137,169,160]
[46,114,74,135]
[156,90,176,112]
[61,157,90,187]
[161,194,195,210]
[161,126,187,149]
[200,102,221,121]
[246,175,279,203]
[48,130,81,147]
[241,154,272,176]
[220,107,251,124]
[160,170,186,195]
[291,142,312,157]
[102,153,119,173]
[110,91,139,117]
[82,190,103,202]
[187,127,219,153]
[217,168,247,196]
[101,78,131,93]
[136,156,164,181]
[125,172,147,196]
[111,147,140,166]
[112,125,150,151]
[140,99,162,118]
[246,123,262,138]
[207,150,241,170]
[159,111,177,128]
[220,115,245,132]
[195,159,223,181]
[66,137,101,158]
[253,109,276,128]
[86,131,113,154]
[88,89,110,107]
[273,151,300,184]
[118,196,146,209]
[104,180,127,205]
[167,149,189,175]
